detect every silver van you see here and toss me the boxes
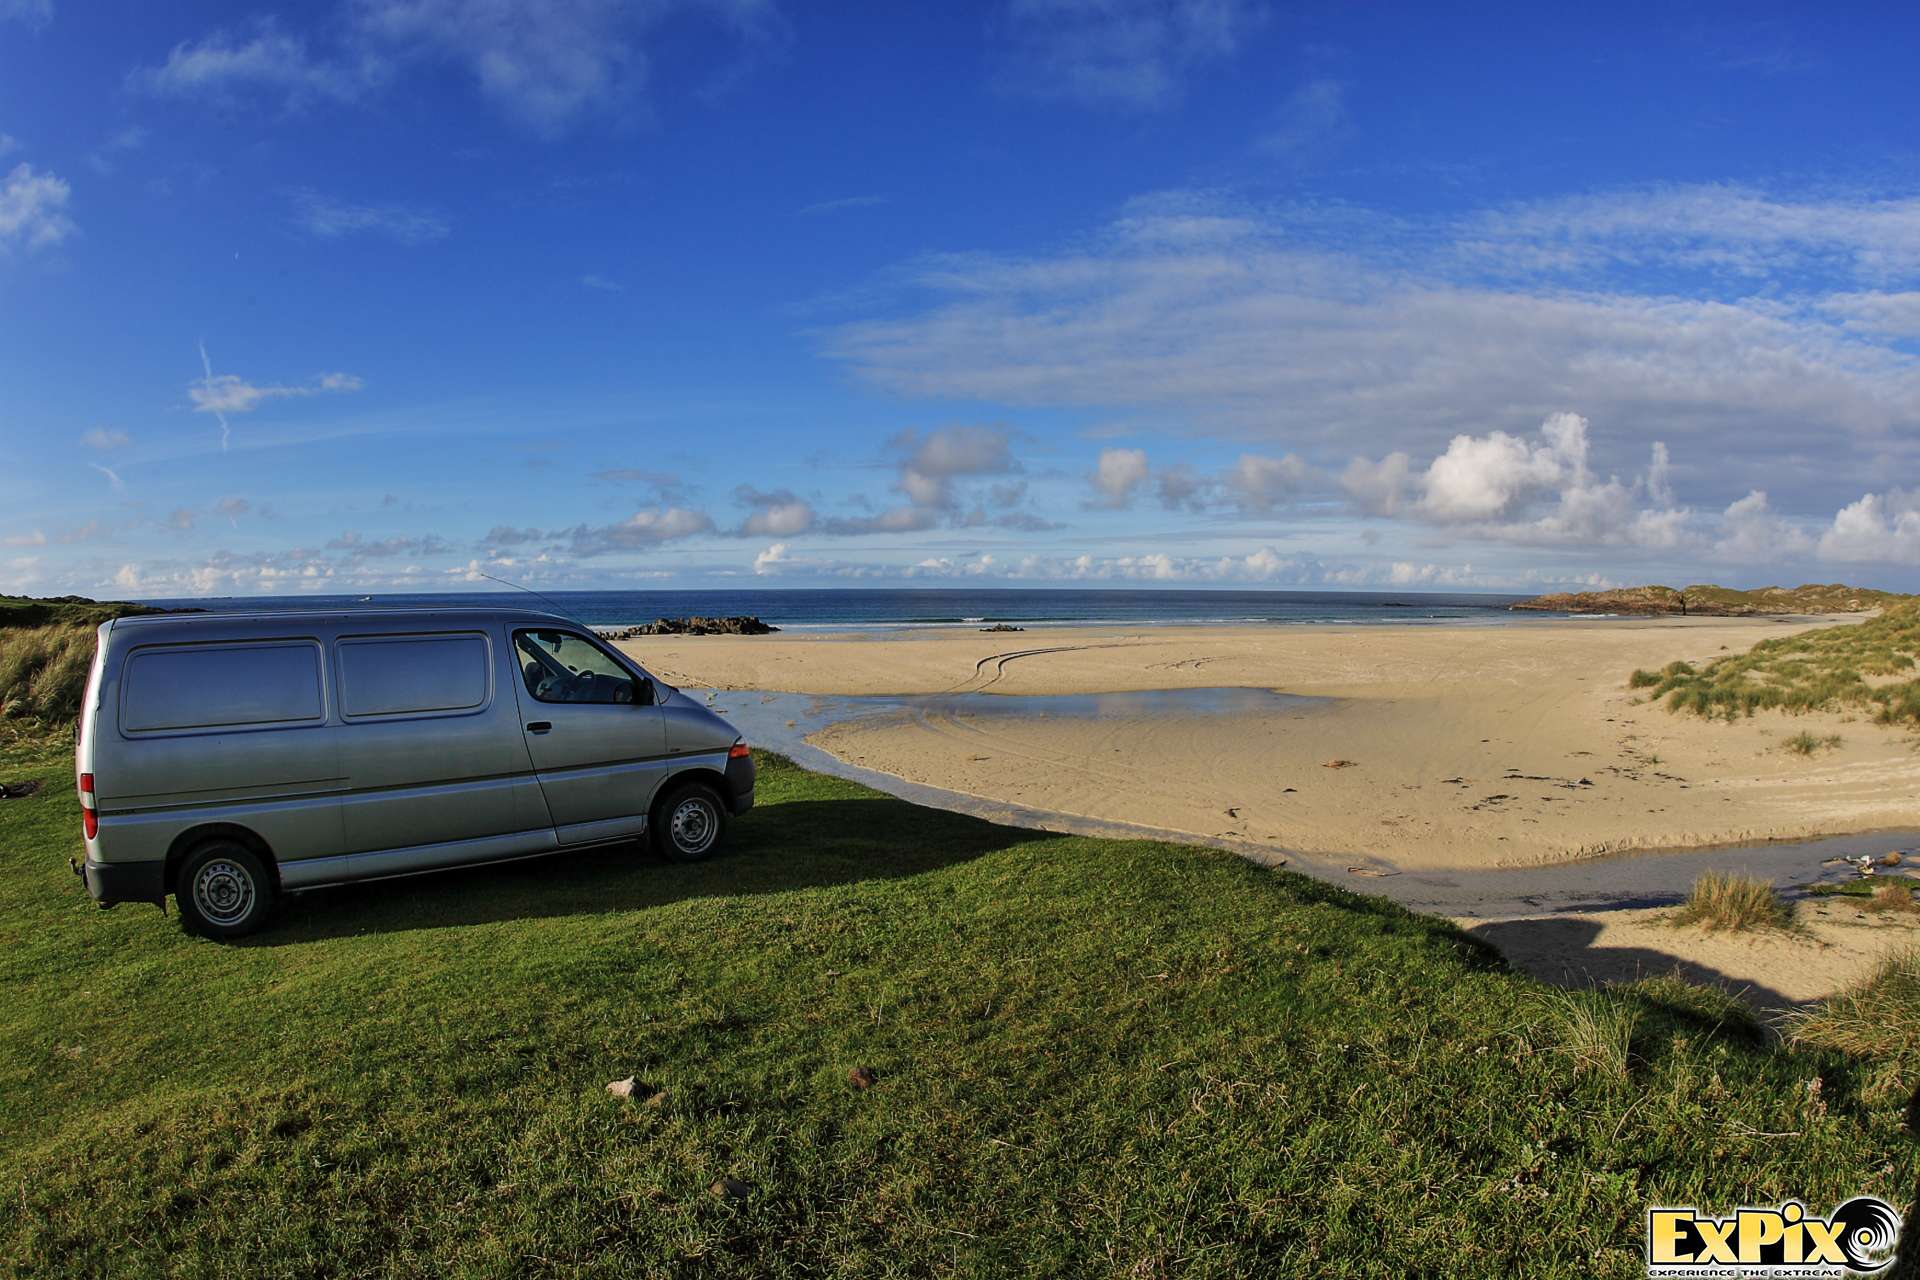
[72,606,754,937]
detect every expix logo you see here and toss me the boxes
[1646,1198,1902,1276]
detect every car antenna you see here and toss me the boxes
[477,572,593,630]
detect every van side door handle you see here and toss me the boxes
[526,721,552,734]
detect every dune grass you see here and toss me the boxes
[1669,871,1799,934]
[1627,599,1920,727]
[0,624,96,723]
[1782,730,1843,756]
[0,739,1915,1276]
[1791,949,1920,1068]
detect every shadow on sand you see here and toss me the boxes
[1465,916,1802,1014]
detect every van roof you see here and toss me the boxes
[108,605,581,630]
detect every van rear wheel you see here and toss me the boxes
[652,782,728,863]
[176,842,275,939]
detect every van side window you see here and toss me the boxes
[515,630,642,705]
[122,642,324,732]
[338,634,490,719]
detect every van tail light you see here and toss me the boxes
[728,741,750,759]
[78,772,97,840]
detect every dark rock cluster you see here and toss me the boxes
[599,616,780,639]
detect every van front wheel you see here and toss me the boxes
[176,842,275,939]
[652,783,728,863]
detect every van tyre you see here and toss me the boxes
[653,782,728,863]
[176,842,275,939]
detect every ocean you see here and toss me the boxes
[136,587,1544,631]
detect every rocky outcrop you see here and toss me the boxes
[1511,583,1909,616]
[600,616,780,639]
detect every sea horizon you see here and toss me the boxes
[134,586,1545,631]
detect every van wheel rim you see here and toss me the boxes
[670,798,717,854]
[193,859,255,926]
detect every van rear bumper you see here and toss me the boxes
[82,856,167,907]
[725,752,755,815]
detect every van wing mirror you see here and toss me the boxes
[635,677,655,706]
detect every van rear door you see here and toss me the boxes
[509,628,667,845]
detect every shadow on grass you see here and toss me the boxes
[1465,917,1799,1015]
[246,794,1050,946]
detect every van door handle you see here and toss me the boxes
[526,721,552,734]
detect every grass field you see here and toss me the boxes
[2,736,1916,1277]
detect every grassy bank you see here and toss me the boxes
[1,740,1915,1277]
[1630,598,1920,727]
[0,594,165,725]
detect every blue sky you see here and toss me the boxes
[3,0,1918,597]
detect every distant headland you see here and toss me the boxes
[1510,583,1910,616]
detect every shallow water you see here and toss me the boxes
[708,687,1920,919]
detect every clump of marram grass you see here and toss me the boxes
[1539,990,1639,1080]
[1789,948,1920,1065]
[0,623,96,722]
[1863,883,1920,915]
[1782,730,1843,756]
[1629,598,1920,726]
[1669,871,1798,933]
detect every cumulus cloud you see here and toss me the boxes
[1224,453,1311,514]
[0,162,75,252]
[292,190,449,244]
[1260,78,1349,159]
[735,486,816,538]
[1817,490,1920,563]
[1090,447,1150,509]
[996,0,1266,110]
[1343,413,1691,551]
[562,506,716,556]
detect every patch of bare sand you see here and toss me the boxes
[617,616,1920,870]
[1460,893,1920,1012]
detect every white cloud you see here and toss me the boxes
[997,0,1265,110]
[1090,446,1150,508]
[191,345,365,449]
[1713,489,1810,562]
[1817,491,1920,564]
[2,529,46,547]
[352,0,787,134]
[0,163,75,252]
[1341,451,1412,516]
[563,506,716,555]
[1819,291,1920,338]
[735,487,815,538]
[752,541,789,574]
[827,188,1920,509]
[1224,452,1311,514]
[132,23,377,106]
[797,194,888,216]
[0,134,17,157]
[86,463,124,494]
[81,427,130,451]
[293,190,449,244]
[1,0,51,28]
[580,273,624,292]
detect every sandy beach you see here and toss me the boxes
[617,615,1920,1004]
[618,616,1920,870]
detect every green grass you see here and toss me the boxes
[1,740,1915,1277]
[1628,598,1920,727]
[1668,872,1799,934]
[0,594,173,727]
